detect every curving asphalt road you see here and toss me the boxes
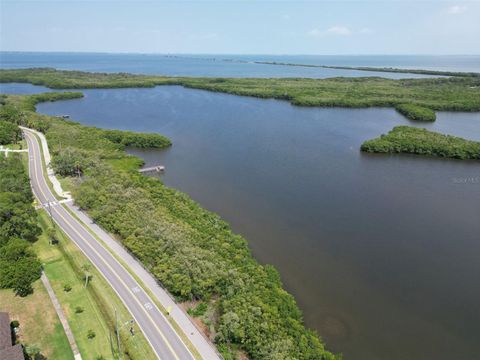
[24,129,196,360]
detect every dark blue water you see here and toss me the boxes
[31,85,480,360]
[3,52,478,78]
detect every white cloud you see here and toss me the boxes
[308,25,352,37]
[447,5,467,14]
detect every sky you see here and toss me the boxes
[1,1,479,55]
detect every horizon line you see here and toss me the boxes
[1,51,479,57]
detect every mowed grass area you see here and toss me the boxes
[0,282,73,359]
[34,211,114,360]
[35,211,157,360]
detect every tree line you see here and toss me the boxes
[0,155,42,296]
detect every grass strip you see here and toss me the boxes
[61,203,203,360]
[36,210,157,360]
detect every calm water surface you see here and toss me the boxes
[3,52,477,78]
[0,83,52,94]
[29,85,480,359]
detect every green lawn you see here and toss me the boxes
[34,212,115,360]
[35,210,157,360]
[0,282,74,359]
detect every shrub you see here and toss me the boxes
[25,344,41,359]
[63,284,72,292]
[87,329,96,340]
[100,129,171,149]
[187,302,208,317]
[10,320,19,328]
[51,147,95,177]
[395,103,436,122]
[75,306,84,314]
[361,126,480,160]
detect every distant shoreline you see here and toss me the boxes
[2,52,479,78]
[253,61,480,78]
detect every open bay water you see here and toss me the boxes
[2,52,479,78]
[28,84,480,360]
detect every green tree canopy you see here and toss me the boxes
[0,121,21,145]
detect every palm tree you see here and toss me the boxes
[82,262,92,287]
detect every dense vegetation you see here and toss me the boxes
[395,104,436,122]
[361,126,480,160]
[96,128,171,148]
[3,91,340,359]
[0,103,23,123]
[0,155,42,296]
[1,68,480,114]
[26,91,85,111]
[0,120,21,144]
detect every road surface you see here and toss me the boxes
[24,129,196,360]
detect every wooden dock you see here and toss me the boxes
[139,165,165,173]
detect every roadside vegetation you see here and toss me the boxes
[1,96,159,359]
[395,104,436,122]
[0,112,74,359]
[0,154,42,297]
[0,120,21,144]
[2,90,340,359]
[35,211,157,360]
[361,126,480,160]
